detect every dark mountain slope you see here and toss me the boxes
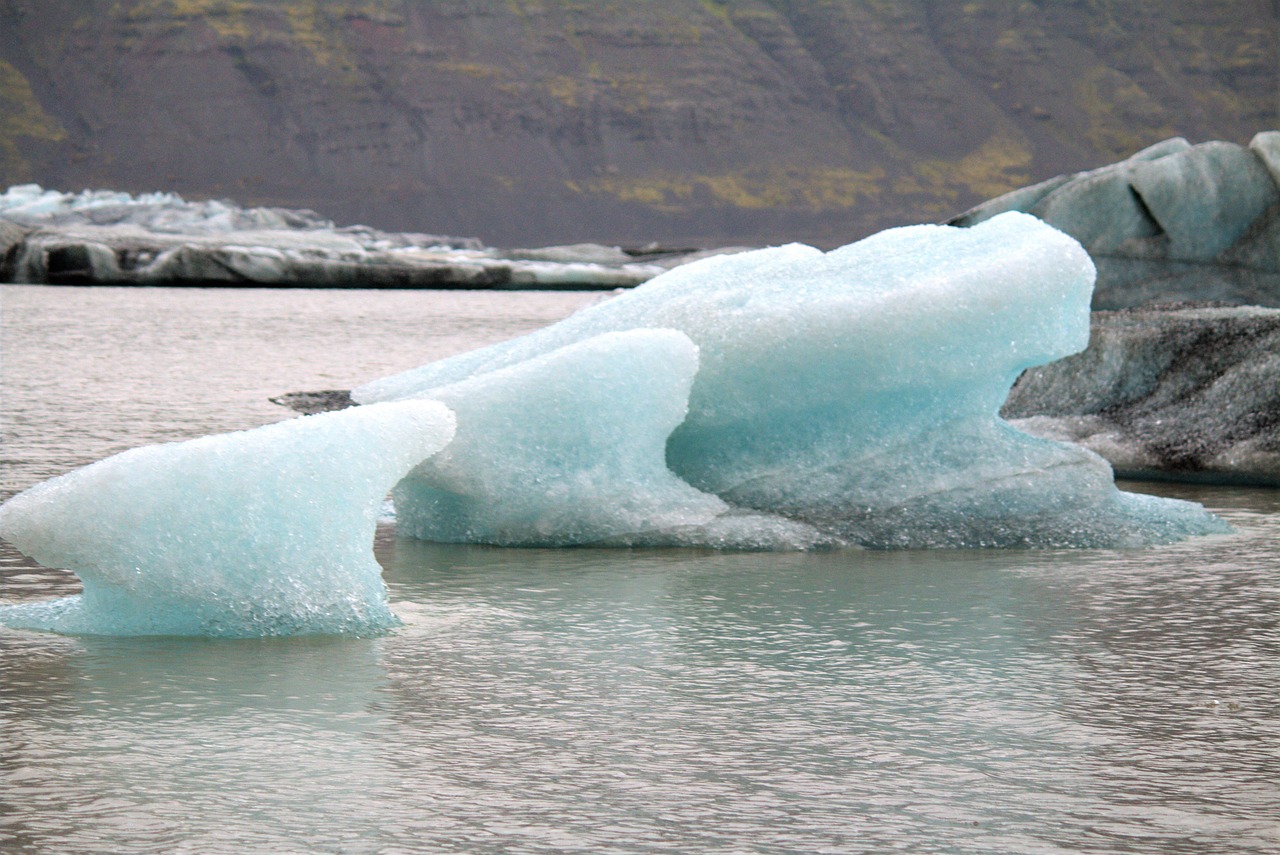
[1,0,1274,247]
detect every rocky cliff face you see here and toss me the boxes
[1,0,1275,247]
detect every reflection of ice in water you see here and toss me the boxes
[390,600,524,635]
[0,630,396,851]
[5,523,1273,852]
[366,516,1277,853]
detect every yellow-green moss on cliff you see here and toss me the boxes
[1073,66,1176,158]
[0,61,66,186]
[894,129,1034,206]
[576,165,887,213]
[118,0,390,78]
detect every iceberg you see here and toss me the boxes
[0,401,456,637]
[0,183,345,234]
[391,327,830,550]
[950,132,1280,309]
[396,328,721,546]
[0,184,734,289]
[1,212,1232,637]
[357,212,1229,549]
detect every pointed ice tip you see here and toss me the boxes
[0,400,456,637]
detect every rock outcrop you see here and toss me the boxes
[951,132,1280,309]
[1003,304,1280,486]
[269,390,354,415]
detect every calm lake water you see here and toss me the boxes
[1,284,1277,854]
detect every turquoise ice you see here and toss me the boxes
[0,401,455,636]
[391,327,831,549]
[0,212,1231,637]
[358,212,1229,548]
[393,329,724,545]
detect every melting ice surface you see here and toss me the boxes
[0,212,1230,637]
[0,401,455,636]
[358,212,1228,550]
[392,328,832,550]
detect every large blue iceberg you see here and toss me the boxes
[357,212,1227,549]
[0,212,1230,637]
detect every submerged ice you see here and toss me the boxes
[0,212,1230,637]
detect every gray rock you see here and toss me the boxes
[1002,304,1280,486]
[952,133,1280,309]
[269,391,356,415]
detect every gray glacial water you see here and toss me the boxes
[1,284,1276,853]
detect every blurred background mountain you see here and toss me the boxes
[1,0,1275,248]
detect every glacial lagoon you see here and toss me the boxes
[2,284,1277,853]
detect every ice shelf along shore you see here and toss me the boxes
[0,212,1230,637]
[0,183,731,290]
